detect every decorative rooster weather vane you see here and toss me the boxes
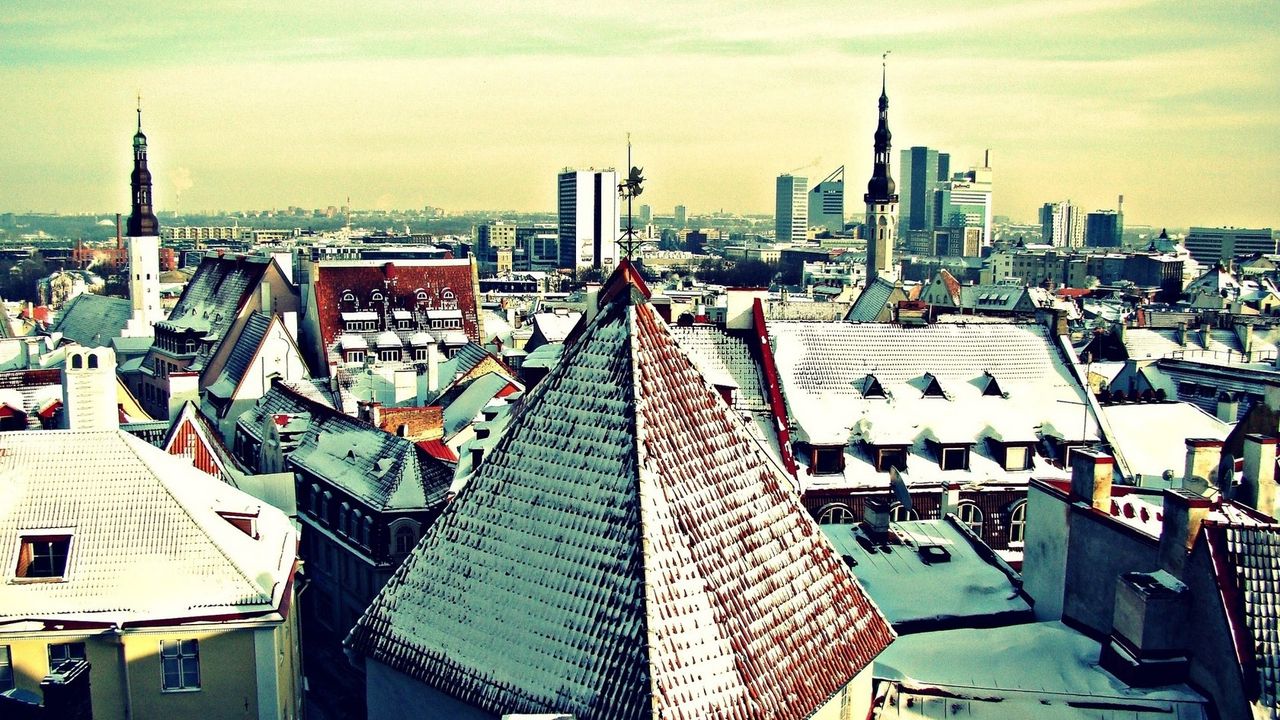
[618,134,645,260]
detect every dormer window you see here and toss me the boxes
[873,445,909,473]
[861,375,885,399]
[940,446,969,471]
[14,533,72,581]
[982,372,1005,398]
[921,373,946,399]
[810,445,845,475]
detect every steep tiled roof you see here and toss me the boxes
[51,294,132,347]
[208,311,273,398]
[288,408,453,512]
[312,259,481,351]
[668,325,768,411]
[0,429,295,626]
[1211,524,1280,715]
[236,380,326,442]
[147,253,275,372]
[346,264,894,720]
[846,277,899,322]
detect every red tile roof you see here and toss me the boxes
[312,260,481,351]
[346,264,893,720]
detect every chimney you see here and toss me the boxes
[1070,449,1114,511]
[1157,489,1211,578]
[1100,570,1190,687]
[41,659,94,720]
[940,482,961,517]
[1176,322,1187,347]
[1216,392,1239,423]
[1183,439,1223,494]
[863,498,891,538]
[1236,323,1254,357]
[426,341,441,396]
[115,212,123,250]
[1198,323,1211,350]
[1241,434,1279,519]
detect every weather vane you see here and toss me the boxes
[617,133,645,260]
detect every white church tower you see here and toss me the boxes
[864,56,900,284]
[122,100,162,338]
[62,346,119,430]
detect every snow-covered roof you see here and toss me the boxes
[668,324,768,411]
[338,333,368,350]
[207,311,276,400]
[1205,522,1280,716]
[768,321,1098,490]
[0,429,295,627]
[529,310,580,343]
[374,330,402,348]
[1122,327,1279,361]
[346,263,894,720]
[874,621,1208,718]
[821,518,1031,630]
[1101,402,1231,484]
[407,330,434,346]
[441,371,519,440]
[51,293,132,348]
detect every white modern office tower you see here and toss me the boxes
[557,169,620,269]
[940,158,994,247]
[776,174,809,244]
[1040,200,1085,248]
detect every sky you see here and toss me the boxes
[2,0,1278,228]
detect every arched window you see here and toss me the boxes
[361,516,373,548]
[371,290,384,303]
[889,503,919,522]
[415,289,428,303]
[394,526,417,554]
[87,354,99,369]
[310,483,320,514]
[816,503,855,525]
[338,502,350,535]
[956,502,984,535]
[320,491,332,526]
[1008,501,1027,545]
[71,354,83,370]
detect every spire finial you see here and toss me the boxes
[617,133,645,261]
[881,51,890,95]
[136,92,142,132]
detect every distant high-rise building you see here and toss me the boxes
[864,65,899,282]
[1085,210,1123,248]
[1184,227,1277,265]
[934,157,993,254]
[557,169,620,269]
[808,167,845,234]
[639,204,652,224]
[899,147,948,236]
[674,205,687,228]
[476,221,517,275]
[124,102,161,338]
[1040,200,1084,248]
[517,224,560,273]
[775,174,808,244]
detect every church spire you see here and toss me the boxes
[864,53,900,284]
[865,52,896,204]
[127,97,159,237]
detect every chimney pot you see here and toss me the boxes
[863,498,892,537]
[1071,449,1114,511]
[1242,434,1279,519]
[1183,438,1223,494]
[1157,489,1211,578]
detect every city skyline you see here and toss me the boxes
[3,1,1278,228]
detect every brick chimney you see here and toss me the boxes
[1176,321,1187,347]
[1241,434,1278,520]
[1182,439,1223,494]
[1157,489,1211,578]
[1216,392,1239,423]
[1070,449,1113,511]
[41,659,93,720]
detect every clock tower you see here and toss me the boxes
[864,58,899,283]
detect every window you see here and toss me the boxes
[338,502,350,536]
[811,446,844,475]
[816,503,855,524]
[71,354,83,370]
[0,646,13,691]
[940,446,969,471]
[1002,444,1031,471]
[160,639,200,691]
[394,526,417,555]
[889,503,919,522]
[921,374,946,398]
[875,447,908,473]
[87,353,99,369]
[48,642,86,673]
[1009,501,1027,546]
[955,502,984,535]
[15,534,72,580]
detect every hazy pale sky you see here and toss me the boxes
[3,0,1277,227]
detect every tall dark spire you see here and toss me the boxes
[864,54,897,203]
[127,96,159,237]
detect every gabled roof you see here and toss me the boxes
[236,379,327,443]
[668,325,768,410]
[287,406,453,512]
[0,429,295,627]
[147,253,278,372]
[847,276,901,322]
[51,294,132,347]
[164,401,245,485]
[311,259,481,350]
[207,311,274,399]
[346,263,894,720]
[441,371,520,439]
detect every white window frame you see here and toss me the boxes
[160,639,201,692]
[889,503,919,522]
[956,502,984,535]
[816,503,855,525]
[1009,501,1027,546]
[48,642,86,673]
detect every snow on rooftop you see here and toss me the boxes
[1101,402,1230,485]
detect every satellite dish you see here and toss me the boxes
[1216,451,1237,499]
[889,467,912,511]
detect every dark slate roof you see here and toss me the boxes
[147,254,274,373]
[236,380,324,442]
[346,262,894,720]
[287,405,453,512]
[208,312,273,399]
[121,420,173,448]
[52,294,133,347]
[846,276,898,322]
[1210,523,1280,714]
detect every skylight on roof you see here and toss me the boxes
[13,532,73,581]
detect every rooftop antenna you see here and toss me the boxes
[617,133,645,260]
